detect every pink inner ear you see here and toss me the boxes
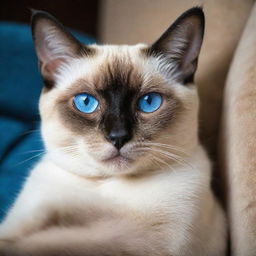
[182,27,202,67]
[44,58,66,78]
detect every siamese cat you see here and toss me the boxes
[0,7,226,256]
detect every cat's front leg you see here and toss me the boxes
[0,164,55,242]
[0,238,16,256]
[0,200,49,242]
[0,192,50,243]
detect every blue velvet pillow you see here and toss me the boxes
[0,22,95,221]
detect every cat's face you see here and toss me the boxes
[32,8,204,177]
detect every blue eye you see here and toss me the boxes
[73,93,99,113]
[138,92,162,113]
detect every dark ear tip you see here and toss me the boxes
[31,9,48,31]
[29,8,39,15]
[30,9,53,25]
[30,10,60,39]
[184,6,204,15]
[182,6,205,24]
[178,6,205,38]
[187,6,204,13]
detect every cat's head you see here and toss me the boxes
[31,7,204,177]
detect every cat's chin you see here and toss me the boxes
[101,154,134,171]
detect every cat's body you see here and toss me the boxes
[0,145,225,256]
[0,8,226,256]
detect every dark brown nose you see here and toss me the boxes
[106,129,131,150]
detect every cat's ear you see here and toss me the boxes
[31,10,88,88]
[149,7,205,84]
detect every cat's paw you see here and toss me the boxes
[0,240,5,249]
[0,239,19,256]
[0,226,22,242]
[0,240,11,256]
[0,239,14,247]
[0,240,7,249]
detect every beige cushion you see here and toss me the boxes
[219,3,256,255]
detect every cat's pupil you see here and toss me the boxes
[84,96,89,105]
[145,95,152,105]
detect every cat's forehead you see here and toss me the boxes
[55,44,160,92]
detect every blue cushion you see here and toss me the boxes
[0,22,95,221]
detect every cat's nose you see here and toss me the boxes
[106,129,131,150]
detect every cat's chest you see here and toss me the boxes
[36,160,204,216]
[31,160,206,229]
[71,169,198,213]
[60,175,170,211]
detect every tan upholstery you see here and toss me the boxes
[99,0,253,161]
[219,4,256,255]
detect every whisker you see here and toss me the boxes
[134,141,189,161]
[150,154,171,169]
[152,148,193,169]
[133,148,175,171]
[14,152,45,167]
[140,142,189,156]
[135,146,193,169]
[55,145,78,155]
[20,149,45,154]
[21,129,41,136]
[150,155,164,169]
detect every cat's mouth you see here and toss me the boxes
[101,152,134,169]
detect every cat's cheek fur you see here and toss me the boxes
[40,111,131,177]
